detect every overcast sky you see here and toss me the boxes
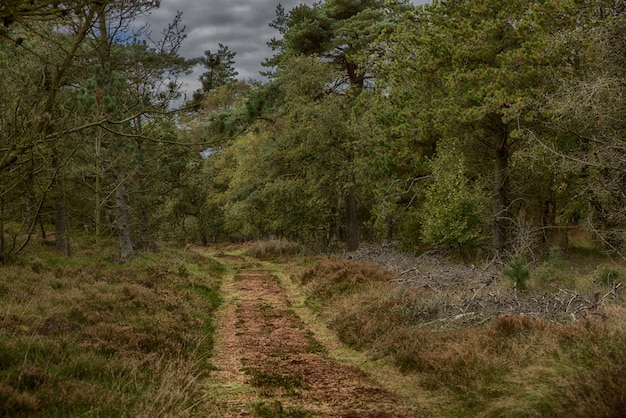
[140,1,429,99]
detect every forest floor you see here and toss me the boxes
[2,240,623,416]
[201,247,422,417]
[199,242,626,417]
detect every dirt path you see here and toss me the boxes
[204,251,420,417]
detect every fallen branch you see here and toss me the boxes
[566,294,578,313]
[601,282,623,303]
[463,281,491,313]
[421,312,477,327]
[553,284,578,296]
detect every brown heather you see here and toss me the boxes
[242,239,303,259]
[301,259,397,301]
[0,242,222,417]
[301,255,626,417]
[3,240,625,417]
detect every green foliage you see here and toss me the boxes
[594,266,620,286]
[503,254,530,289]
[0,3,194,262]
[2,0,625,259]
[375,0,610,254]
[198,43,238,93]
[0,242,224,415]
[393,207,423,248]
[540,6,626,251]
[421,151,487,249]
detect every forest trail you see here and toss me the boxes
[202,248,420,417]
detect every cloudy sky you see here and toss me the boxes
[141,0,428,99]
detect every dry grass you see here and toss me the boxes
[242,239,303,260]
[300,259,397,302]
[0,240,223,416]
[300,253,626,417]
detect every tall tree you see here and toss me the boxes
[198,43,238,93]
[0,1,100,261]
[0,0,192,262]
[264,0,398,250]
[535,1,626,253]
[382,0,583,255]
[84,2,192,261]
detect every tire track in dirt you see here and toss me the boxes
[207,253,418,417]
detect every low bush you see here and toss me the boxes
[594,265,621,285]
[300,259,396,302]
[503,254,530,289]
[244,239,303,260]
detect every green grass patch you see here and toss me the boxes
[0,240,225,416]
[253,400,313,418]
[594,265,621,286]
[243,368,306,392]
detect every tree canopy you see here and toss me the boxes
[1,0,624,261]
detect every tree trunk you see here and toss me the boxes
[386,215,394,243]
[345,187,358,251]
[492,131,510,254]
[116,176,135,262]
[39,216,47,241]
[200,230,208,246]
[116,137,134,262]
[53,155,70,256]
[95,129,102,251]
[54,198,70,256]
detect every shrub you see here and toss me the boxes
[300,260,396,302]
[421,151,488,250]
[243,239,302,259]
[503,254,530,289]
[594,266,620,285]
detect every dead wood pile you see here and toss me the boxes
[345,246,623,327]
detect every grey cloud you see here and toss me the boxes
[141,0,309,94]
[141,0,428,97]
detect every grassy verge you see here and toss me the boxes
[299,255,626,417]
[0,240,223,417]
[242,240,304,261]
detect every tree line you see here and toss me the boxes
[1,0,624,263]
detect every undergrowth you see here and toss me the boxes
[300,255,626,417]
[300,259,396,303]
[0,240,224,417]
[243,239,303,260]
